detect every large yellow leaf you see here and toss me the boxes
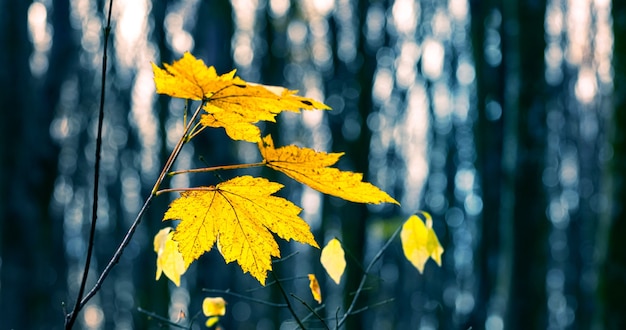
[153,227,187,286]
[152,52,238,100]
[400,212,444,273]
[320,238,346,284]
[153,52,330,142]
[259,135,399,204]
[163,176,319,285]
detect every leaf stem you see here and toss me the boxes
[335,222,404,329]
[64,0,114,328]
[168,161,266,177]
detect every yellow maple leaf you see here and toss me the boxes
[400,212,444,274]
[153,227,187,286]
[153,52,330,142]
[320,238,346,284]
[163,176,319,285]
[259,135,399,204]
[152,52,239,100]
[308,274,322,304]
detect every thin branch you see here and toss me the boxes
[335,222,404,329]
[137,307,189,329]
[64,0,114,328]
[201,289,288,308]
[344,298,394,316]
[168,161,265,177]
[66,101,206,325]
[271,271,307,329]
[291,294,330,330]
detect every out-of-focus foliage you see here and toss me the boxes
[308,274,322,304]
[153,227,187,286]
[400,212,444,274]
[320,238,347,284]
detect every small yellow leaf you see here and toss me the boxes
[259,135,399,204]
[400,212,444,273]
[320,238,346,284]
[164,176,319,285]
[308,274,322,304]
[205,316,220,327]
[203,297,227,317]
[153,227,187,286]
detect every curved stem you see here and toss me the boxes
[64,0,114,328]
[335,222,404,329]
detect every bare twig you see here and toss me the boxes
[291,294,330,330]
[335,222,404,329]
[201,288,288,308]
[65,101,206,327]
[344,298,394,316]
[64,0,114,327]
[137,307,189,329]
[271,271,307,329]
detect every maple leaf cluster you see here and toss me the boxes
[151,52,442,287]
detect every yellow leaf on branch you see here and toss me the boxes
[308,274,322,304]
[163,176,319,285]
[152,52,238,100]
[259,135,399,204]
[320,238,346,284]
[153,227,187,286]
[153,52,330,142]
[400,212,444,274]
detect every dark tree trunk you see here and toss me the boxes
[600,2,626,329]
[0,0,66,328]
[505,0,549,328]
[469,0,506,327]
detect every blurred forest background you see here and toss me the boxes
[1,0,625,329]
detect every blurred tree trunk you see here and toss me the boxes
[469,0,505,327]
[504,0,548,328]
[471,0,548,328]
[320,1,376,329]
[0,0,66,328]
[599,2,626,328]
